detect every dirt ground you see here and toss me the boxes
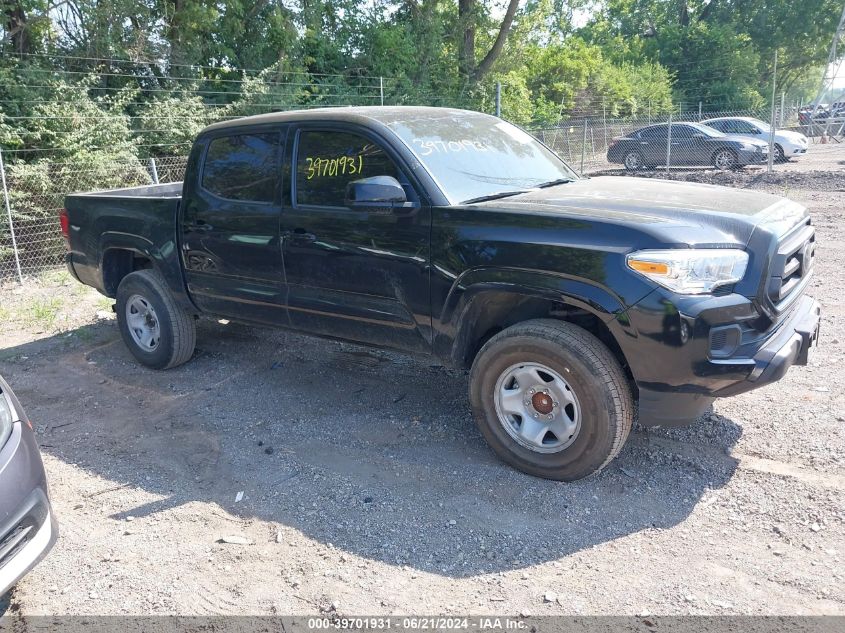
[0,147,843,619]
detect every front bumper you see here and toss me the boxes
[629,293,821,426]
[713,295,820,396]
[738,148,768,165]
[0,423,58,596]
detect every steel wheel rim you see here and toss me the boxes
[125,294,161,352]
[493,362,582,454]
[715,151,734,170]
[624,152,641,170]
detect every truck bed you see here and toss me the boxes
[64,181,185,300]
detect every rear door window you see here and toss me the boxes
[639,126,667,140]
[202,133,280,203]
[670,125,696,139]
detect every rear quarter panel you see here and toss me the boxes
[65,185,186,302]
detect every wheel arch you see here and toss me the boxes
[98,232,196,313]
[441,270,636,379]
[100,247,155,297]
[711,145,738,165]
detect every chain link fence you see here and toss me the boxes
[3,103,842,283]
[1,155,188,282]
[530,106,838,177]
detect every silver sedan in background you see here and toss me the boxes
[702,116,809,162]
[0,376,57,597]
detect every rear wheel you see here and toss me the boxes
[623,151,644,171]
[115,269,196,369]
[712,148,738,170]
[469,319,633,481]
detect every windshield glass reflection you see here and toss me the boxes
[382,109,578,204]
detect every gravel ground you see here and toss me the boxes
[0,147,843,619]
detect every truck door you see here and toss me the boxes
[280,125,432,353]
[180,129,287,324]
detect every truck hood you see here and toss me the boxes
[476,176,807,247]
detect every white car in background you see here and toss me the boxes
[702,116,808,162]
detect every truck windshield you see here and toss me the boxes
[383,110,577,204]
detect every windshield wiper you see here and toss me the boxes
[536,177,576,188]
[462,190,529,204]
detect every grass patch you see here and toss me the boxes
[38,268,72,286]
[27,297,63,329]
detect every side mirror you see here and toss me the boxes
[345,176,408,209]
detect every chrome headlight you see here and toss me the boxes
[627,249,749,295]
[0,391,13,448]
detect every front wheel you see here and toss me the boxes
[115,269,197,369]
[623,151,644,171]
[774,144,786,162]
[469,319,633,481]
[712,148,738,170]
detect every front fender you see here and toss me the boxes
[433,267,640,367]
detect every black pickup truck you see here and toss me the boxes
[63,106,821,481]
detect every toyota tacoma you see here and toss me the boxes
[62,107,821,481]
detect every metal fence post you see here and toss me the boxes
[495,82,502,118]
[698,101,703,121]
[603,102,608,151]
[666,112,673,175]
[148,157,159,184]
[0,147,24,284]
[768,51,778,173]
[580,119,588,175]
[379,77,384,106]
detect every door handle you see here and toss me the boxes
[191,220,213,232]
[290,228,317,243]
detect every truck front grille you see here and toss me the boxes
[767,220,815,307]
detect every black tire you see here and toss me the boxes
[774,144,786,163]
[469,319,633,481]
[623,151,643,171]
[115,269,196,369]
[712,148,738,170]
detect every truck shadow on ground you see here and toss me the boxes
[2,320,741,578]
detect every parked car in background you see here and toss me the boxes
[0,376,57,596]
[607,122,769,171]
[702,116,808,162]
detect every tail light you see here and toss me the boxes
[59,208,70,242]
